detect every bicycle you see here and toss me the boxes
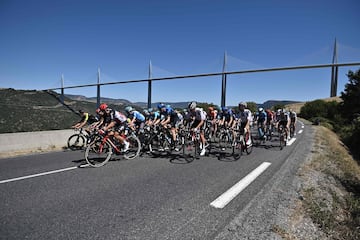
[278,124,288,150]
[67,128,91,150]
[84,128,141,167]
[181,128,202,159]
[217,125,233,152]
[232,127,253,160]
[255,122,267,146]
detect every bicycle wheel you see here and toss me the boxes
[67,134,86,150]
[218,132,231,152]
[123,135,141,160]
[290,125,295,138]
[85,138,112,167]
[232,138,242,160]
[279,133,286,150]
[245,134,253,155]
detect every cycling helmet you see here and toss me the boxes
[208,107,214,111]
[188,101,197,110]
[221,106,228,112]
[99,103,108,111]
[124,106,133,113]
[238,102,247,108]
[258,107,264,112]
[148,108,153,113]
[157,103,166,110]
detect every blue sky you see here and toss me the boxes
[1,0,360,106]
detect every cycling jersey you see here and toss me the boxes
[160,106,179,127]
[219,109,234,122]
[237,109,252,123]
[257,111,267,124]
[290,111,297,122]
[190,108,207,130]
[129,110,145,123]
[104,109,127,125]
[190,108,207,121]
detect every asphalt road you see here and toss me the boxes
[0,122,310,240]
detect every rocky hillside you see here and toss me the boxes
[0,89,93,133]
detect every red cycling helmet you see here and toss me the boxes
[99,103,108,111]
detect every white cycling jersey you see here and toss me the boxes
[190,107,207,121]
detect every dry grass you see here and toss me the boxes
[297,126,360,239]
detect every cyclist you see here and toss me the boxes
[98,103,130,152]
[289,109,297,136]
[188,101,208,156]
[72,110,98,129]
[265,109,274,136]
[125,106,146,132]
[257,107,267,140]
[218,106,234,129]
[237,102,252,145]
[146,108,161,126]
[277,108,291,142]
[207,106,218,138]
[157,103,180,150]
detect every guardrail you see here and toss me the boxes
[0,129,74,158]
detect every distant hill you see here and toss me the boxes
[258,100,300,110]
[65,94,132,105]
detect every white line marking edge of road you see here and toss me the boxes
[0,165,88,184]
[210,162,272,209]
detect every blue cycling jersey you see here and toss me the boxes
[257,111,267,123]
[131,111,145,122]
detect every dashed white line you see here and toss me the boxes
[298,129,303,134]
[210,162,272,209]
[0,165,84,184]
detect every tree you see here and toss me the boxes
[300,99,328,119]
[246,101,257,113]
[341,69,360,122]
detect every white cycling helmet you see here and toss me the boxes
[188,101,197,110]
[124,106,133,113]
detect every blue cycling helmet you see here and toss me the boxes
[221,106,228,112]
[157,103,166,109]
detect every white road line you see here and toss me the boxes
[298,129,303,134]
[287,138,296,146]
[0,166,83,184]
[210,162,272,209]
